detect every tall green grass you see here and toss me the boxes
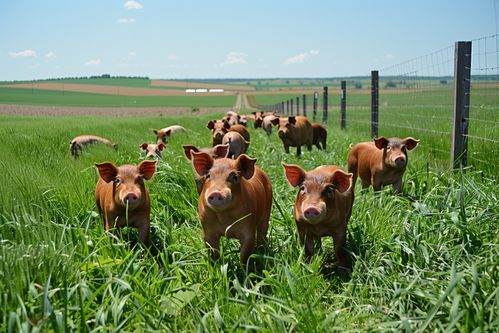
[0,112,497,331]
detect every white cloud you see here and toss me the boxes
[85,59,101,66]
[284,49,320,65]
[45,52,56,59]
[222,52,247,66]
[117,18,136,24]
[9,49,37,58]
[385,54,394,60]
[167,54,178,61]
[129,52,136,57]
[124,1,143,10]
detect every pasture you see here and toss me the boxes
[0,99,498,331]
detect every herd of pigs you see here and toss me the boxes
[69,110,419,275]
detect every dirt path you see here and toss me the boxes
[0,104,229,117]
[241,93,259,111]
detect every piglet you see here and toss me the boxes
[262,115,279,136]
[140,142,165,159]
[191,152,272,270]
[70,135,117,158]
[312,123,327,150]
[207,120,250,146]
[283,163,354,274]
[151,125,186,144]
[347,137,419,193]
[183,144,229,194]
[95,160,157,246]
[222,131,249,159]
[272,116,313,156]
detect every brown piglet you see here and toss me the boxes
[312,123,327,150]
[151,125,186,144]
[347,137,419,193]
[140,142,165,159]
[191,152,272,270]
[283,163,354,274]
[272,116,313,156]
[70,135,117,158]
[183,144,229,194]
[95,160,157,246]
[222,131,250,159]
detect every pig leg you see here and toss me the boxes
[284,144,290,154]
[332,231,351,274]
[256,219,269,247]
[296,145,302,156]
[137,222,150,247]
[204,234,221,261]
[393,179,403,194]
[239,234,256,270]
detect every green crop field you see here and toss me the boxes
[0,87,236,108]
[1,97,498,331]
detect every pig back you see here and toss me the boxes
[290,116,313,146]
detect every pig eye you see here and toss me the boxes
[113,177,121,184]
[402,145,407,152]
[299,185,306,193]
[386,146,391,151]
[228,172,240,183]
[324,186,335,197]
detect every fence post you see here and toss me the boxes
[296,96,300,115]
[286,100,289,115]
[313,91,318,121]
[303,94,307,117]
[281,101,285,115]
[322,86,328,124]
[451,41,472,169]
[341,80,346,130]
[290,98,294,116]
[371,70,379,138]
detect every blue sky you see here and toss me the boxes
[0,0,497,80]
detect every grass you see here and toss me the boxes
[0,87,236,108]
[0,108,498,332]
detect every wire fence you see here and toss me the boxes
[257,35,498,176]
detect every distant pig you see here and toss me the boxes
[262,115,279,136]
[272,116,313,156]
[347,137,419,193]
[191,152,272,270]
[183,144,230,194]
[207,120,250,146]
[238,115,248,127]
[140,142,165,159]
[222,131,250,159]
[312,123,327,150]
[95,160,157,246]
[70,135,117,158]
[151,125,187,144]
[283,163,354,274]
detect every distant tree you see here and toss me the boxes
[285,80,290,85]
[385,81,397,88]
[440,80,448,85]
[354,82,363,89]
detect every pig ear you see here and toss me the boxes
[95,162,118,183]
[213,144,229,158]
[374,137,389,150]
[331,170,353,193]
[223,120,231,129]
[140,143,149,150]
[182,145,199,160]
[236,154,256,179]
[207,120,215,130]
[282,163,305,187]
[151,128,159,135]
[271,117,280,126]
[138,160,157,180]
[403,137,420,150]
[164,129,172,137]
[157,142,165,151]
[192,152,213,177]
[288,116,296,125]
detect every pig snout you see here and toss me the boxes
[122,192,140,205]
[302,204,326,223]
[394,155,406,167]
[206,190,230,207]
[278,129,287,138]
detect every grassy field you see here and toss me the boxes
[0,107,498,331]
[0,87,236,108]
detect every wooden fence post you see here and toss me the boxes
[296,96,300,115]
[303,94,307,117]
[290,98,294,116]
[371,71,379,138]
[451,41,472,169]
[313,91,318,121]
[322,86,328,124]
[341,80,346,130]
[286,100,289,115]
